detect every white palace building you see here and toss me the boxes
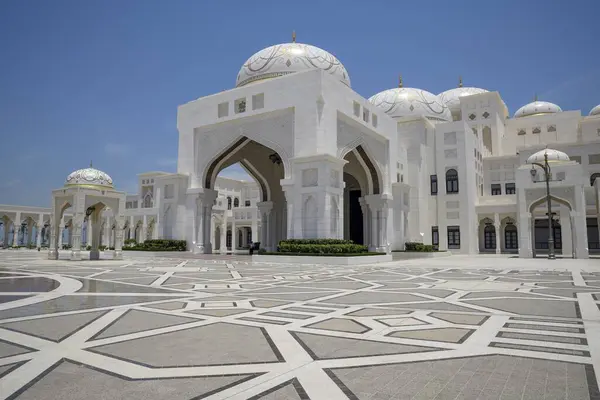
[2,36,600,259]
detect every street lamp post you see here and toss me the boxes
[529,152,555,259]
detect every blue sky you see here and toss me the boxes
[0,0,598,206]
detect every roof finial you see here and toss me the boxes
[534,93,538,102]
[292,30,296,43]
[398,74,403,88]
[458,76,463,88]
[90,160,93,168]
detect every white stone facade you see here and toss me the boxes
[3,39,600,258]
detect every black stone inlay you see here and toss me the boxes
[5,358,262,400]
[248,378,310,399]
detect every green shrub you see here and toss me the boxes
[277,240,368,255]
[98,245,107,251]
[279,239,353,245]
[122,239,187,252]
[404,242,436,252]
[258,248,267,255]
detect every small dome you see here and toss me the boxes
[514,100,562,118]
[438,84,489,120]
[590,104,600,117]
[526,148,570,164]
[65,166,113,189]
[369,87,451,122]
[236,41,350,88]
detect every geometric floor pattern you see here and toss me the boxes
[1,252,600,399]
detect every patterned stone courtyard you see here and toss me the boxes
[1,252,600,399]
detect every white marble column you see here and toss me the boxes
[58,216,64,249]
[12,212,21,247]
[210,217,216,253]
[251,214,258,243]
[220,220,227,253]
[142,215,148,243]
[48,214,58,260]
[86,217,93,248]
[257,201,273,251]
[358,198,370,248]
[36,214,44,248]
[70,215,84,261]
[518,213,533,258]
[560,206,573,258]
[113,217,124,260]
[2,221,10,248]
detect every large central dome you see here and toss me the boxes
[236,40,350,88]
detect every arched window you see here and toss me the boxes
[446,169,459,193]
[226,229,232,248]
[591,173,600,187]
[484,224,496,249]
[227,197,232,210]
[505,224,518,249]
[143,192,153,208]
[234,198,239,208]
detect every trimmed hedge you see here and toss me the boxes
[258,251,384,257]
[275,239,368,255]
[123,239,187,252]
[279,239,354,245]
[404,242,436,252]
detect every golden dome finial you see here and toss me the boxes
[292,30,296,43]
[90,160,93,168]
[398,74,403,88]
[534,93,538,102]
[458,76,463,88]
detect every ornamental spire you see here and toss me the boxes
[458,76,463,88]
[398,74,403,88]
[90,160,93,168]
[534,93,538,102]
[292,30,296,43]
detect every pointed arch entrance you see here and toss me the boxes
[341,144,386,251]
[199,136,287,253]
[528,195,572,258]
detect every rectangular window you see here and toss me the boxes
[234,98,246,114]
[353,101,361,117]
[432,226,439,246]
[372,114,378,128]
[164,184,174,199]
[363,108,370,123]
[245,200,251,207]
[430,175,438,195]
[491,184,502,196]
[589,154,600,165]
[218,102,229,118]
[505,183,516,194]
[447,226,461,249]
[570,156,581,164]
[252,93,264,110]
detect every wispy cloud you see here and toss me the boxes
[0,179,21,189]
[157,157,177,167]
[104,143,129,157]
[539,70,596,101]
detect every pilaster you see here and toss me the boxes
[190,188,218,254]
[257,201,274,251]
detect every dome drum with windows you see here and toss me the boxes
[64,163,114,189]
